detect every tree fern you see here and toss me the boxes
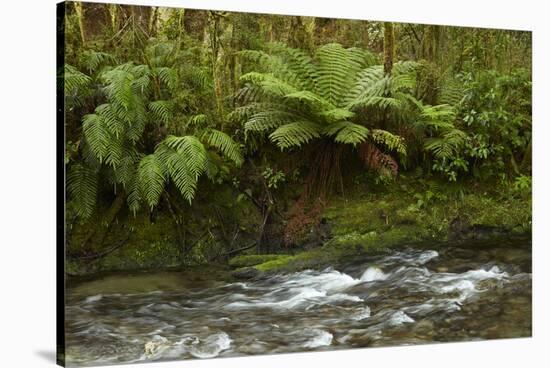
[234,42,410,185]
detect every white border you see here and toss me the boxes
[0,0,548,367]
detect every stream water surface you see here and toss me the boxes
[65,238,531,366]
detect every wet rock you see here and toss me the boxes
[232,267,260,280]
[449,217,510,241]
[412,319,435,337]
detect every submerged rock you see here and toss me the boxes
[232,267,260,280]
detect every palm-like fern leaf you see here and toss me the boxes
[201,129,244,166]
[82,113,110,162]
[314,43,366,106]
[64,64,91,96]
[370,129,407,155]
[269,121,321,149]
[138,154,166,209]
[324,121,370,146]
[163,135,207,178]
[165,150,199,203]
[67,163,98,219]
[149,100,173,125]
[80,50,117,74]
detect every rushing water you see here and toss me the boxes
[65,238,531,366]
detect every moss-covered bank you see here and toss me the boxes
[67,178,531,277]
[230,179,531,277]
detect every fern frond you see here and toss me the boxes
[102,67,134,111]
[127,175,142,215]
[112,147,140,187]
[162,135,207,178]
[269,121,321,149]
[320,108,356,123]
[284,90,333,110]
[370,129,407,155]
[324,121,370,146]
[64,64,91,96]
[154,66,178,91]
[244,110,298,133]
[149,100,173,125]
[138,154,166,209]
[315,43,364,105]
[95,103,124,137]
[164,150,199,203]
[424,129,466,159]
[187,114,208,127]
[82,113,110,162]
[67,163,97,219]
[80,50,117,74]
[201,129,244,167]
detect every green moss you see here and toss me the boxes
[254,255,297,272]
[246,181,531,275]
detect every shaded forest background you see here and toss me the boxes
[61,1,531,273]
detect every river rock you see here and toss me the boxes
[232,267,260,279]
[412,319,435,336]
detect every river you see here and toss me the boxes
[65,237,531,366]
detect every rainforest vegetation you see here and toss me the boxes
[60,2,532,276]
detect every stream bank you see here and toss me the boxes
[66,180,531,277]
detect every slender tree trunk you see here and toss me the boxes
[383,22,395,75]
[422,25,441,104]
[73,2,86,46]
[208,12,225,121]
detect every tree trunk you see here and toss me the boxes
[422,25,441,104]
[383,22,395,75]
[76,2,111,45]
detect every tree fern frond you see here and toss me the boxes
[64,64,91,96]
[324,121,370,146]
[244,110,299,133]
[284,90,333,110]
[127,175,142,215]
[241,72,299,98]
[138,154,166,209]
[315,43,364,105]
[82,113,110,162]
[165,150,199,203]
[95,103,124,137]
[112,148,140,187]
[67,163,97,219]
[103,134,125,168]
[201,129,243,166]
[149,100,173,125]
[370,129,407,155]
[416,104,457,131]
[80,50,117,74]
[269,121,321,149]
[348,95,401,110]
[154,66,178,91]
[320,108,356,123]
[102,67,134,111]
[424,129,466,159]
[162,135,207,178]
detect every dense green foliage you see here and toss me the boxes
[62,3,531,270]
